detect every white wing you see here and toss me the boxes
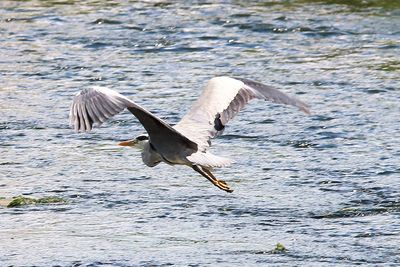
[174,76,310,151]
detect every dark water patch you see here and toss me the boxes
[316,131,345,140]
[82,179,104,183]
[104,198,149,209]
[286,81,307,86]
[318,180,343,186]
[199,205,300,219]
[306,125,327,131]
[21,48,41,54]
[300,0,400,9]
[287,140,316,148]
[224,22,275,33]
[311,194,400,219]
[312,80,325,87]
[306,168,352,180]
[2,17,35,23]
[225,41,260,49]
[151,1,176,8]
[175,194,233,204]
[0,162,22,166]
[74,134,118,142]
[231,12,253,19]
[355,232,398,238]
[364,88,387,94]
[84,42,111,49]
[22,70,53,78]
[312,115,336,122]
[301,26,347,37]
[310,205,397,219]
[318,187,345,192]
[132,46,213,54]
[82,260,138,267]
[48,189,70,194]
[377,169,400,176]
[277,250,386,266]
[220,134,260,140]
[137,261,174,267]
[316,143,340,151]
[49,16,64,23]
[378,41,399,49]
[223,20,346,37]
[128,175,151,181]
[256,119,276,124]
[2,120,46,131]
[92,18,122,25]
[262,167,274,172]
[274,15,289,21]
[0,122,11,130]
[36,0,78,7]
[373,60,400,72]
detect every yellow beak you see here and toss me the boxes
[118,139,137,147]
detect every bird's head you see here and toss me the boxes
[118,135,149,150]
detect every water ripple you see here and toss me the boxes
[1,0,399,266]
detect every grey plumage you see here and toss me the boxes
[70,76,310,192]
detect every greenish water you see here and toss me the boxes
[1,0,399,266]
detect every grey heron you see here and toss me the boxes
[69,76,310,193]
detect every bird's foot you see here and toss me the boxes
[191,165,234,193]
[215,179,233,193]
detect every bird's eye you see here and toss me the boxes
[136,135,149,141]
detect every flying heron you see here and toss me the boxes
[69,76,310,193]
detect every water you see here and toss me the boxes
[1,0,399,266]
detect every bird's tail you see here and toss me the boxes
[187,152,233,168]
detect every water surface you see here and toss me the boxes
[1,1,399,266]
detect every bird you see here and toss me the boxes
[69,76,310,193]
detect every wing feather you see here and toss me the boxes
[237,77,310,114]
[84,99,97,127]
[174,76,310,151]
[69,86,198,154]
[88,96,107,123]
[81,102,91,131]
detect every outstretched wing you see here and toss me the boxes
[173,76,310,151]
[69,86,197,152]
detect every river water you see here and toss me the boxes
[1,1,399,266]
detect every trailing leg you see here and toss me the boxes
[192,165,233,193]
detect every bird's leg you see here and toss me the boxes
[192,165,233,193]
[202,167,233,193]
[202,168,228,185]
[192,165,218,188]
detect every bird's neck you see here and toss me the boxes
[135,140,149,150]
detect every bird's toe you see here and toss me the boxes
[216,180,233,193]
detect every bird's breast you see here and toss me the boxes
[147,142,192,166]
